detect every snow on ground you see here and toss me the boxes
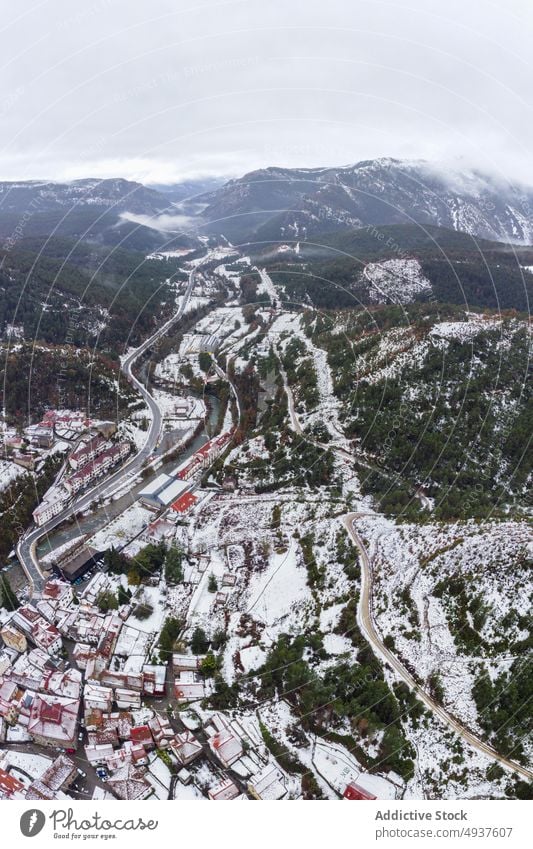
[118,417,150,451]
[257,700,335,799]
[404,711,509,800]
[88,503,153,551]
[354,327,429,387]
[154,353,182,383]
[356,514,532,738]
[364,258,432,304]
[125,582,167,635]
[0,459,25,493]
[151,388,205,424]
[257,268,279,305]
[245,540,312,642]
[430,317,502,342]
[312,738,398,799]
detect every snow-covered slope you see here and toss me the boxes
[199,158,533,244]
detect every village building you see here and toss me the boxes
[57,546,101,583]
[174,677,207,703]
[115,688,141,710]
[142,664,166,697]
[208,777,241,800]
[68,435,111,470]
[106,762,152,801]
[33,488,68,526]
[27,693,80,748]
[10,606,62,655]
[170,730,203,765]
[248,764,287,800]
[172,654,202,674]
[0,767,26,799]
[343,782,377,800]
[138,473,173,509]
[148,714,174,749]
[130,725,154,750]
[142,519,176,545]
[84,683,114,712]
[1,624,27,653]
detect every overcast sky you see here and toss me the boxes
[0,0,532,185]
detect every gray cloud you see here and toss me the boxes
[0,0,531,184]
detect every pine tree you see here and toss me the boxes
[117,585,131,606]
[191,626,209,655]
[0,576,20,611]
[165,546,184,584]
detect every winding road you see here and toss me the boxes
[16,259,202,594]
[343,512,533,782]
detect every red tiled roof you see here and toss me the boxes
[0,767,25,797]
[130,725,152,744]
[171,492,198,513]
[343,782,376,800]
[39,701,62,724]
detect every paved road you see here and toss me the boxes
[16,260,202,594]
[343,512,533,782]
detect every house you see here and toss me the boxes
[68,435,110,470]
[222,573,237,587]
[208,777,240,800]
[9,649,50,690]
[0,652,11,677]
[143,519,175,545]
[130,725,154,750]
[170,730,203,765]
[0,767,26,799]
[11,606,62,655]
[208,727,243,767]
[84,684,113,712]
[72,644,95,671]
[39,754,77,793]
[343,782,377,800]
[248,764,287,800]
[1,624,27,653]
[176,767,192,785]
[173,678,206,703]
[40,579,74,606]
[115,688,141,710]
[88,728,119,747]
[27,427,54,449]
[106,762,152,801]
[142,664,166,697]
[100,668,143,692]
[64,443,130,495]
[148,714,174,748]
[42,668,83,700]
[85,743,115,765]
[25,780,60,801]
[27,693,79,748]
[172,654,201,674]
